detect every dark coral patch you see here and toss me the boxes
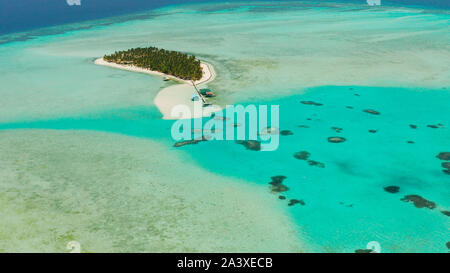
[294,151,310,160]
[409,124,417,129]
[355,249,373,253]
[427,125,439,129]
[446,242,450,250]
[331,127,343,133]
[328,137,346,143]
[301,101,323,106]
[280,130,293,136]
[401,195,436,209]
[442,162,450,175]
[298,125,310,128]
[384,186,400,194]
[173,137,207,147]
[363,109,380,115]
[368,130,377,133]
[288,199,305,206]
[441,210,450,217]
[269,176,289,193]
[346,106,354,109]
[307,160,325,168]
[279,195,286,200]
[236,140,261,151]
[407,141,415,144]
[437,152,450,160]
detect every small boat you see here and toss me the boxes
[163,77,170,81]
[191,94,201,101]
[200,88,216,97]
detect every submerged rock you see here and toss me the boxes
[269,176,289,193]
[328,137,346,143]
[447,242,450,250]
[437,152,450,160]
[293,151,310,160]
[401,195,436,209]
[280,130,293,136]
[443,169,450,175]
[307,160,325,168]
[236,140,261,151]
[384,186,400,194]
[442,162,450,169]
[288,199,305,206]
[363,109,380,115]
[409,124,417,129]
[279,195,286,200]
[301,101,323,106]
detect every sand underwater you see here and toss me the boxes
[0,1,449,252]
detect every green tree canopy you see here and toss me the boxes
[104,47,203,81]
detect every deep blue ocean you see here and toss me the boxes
[1,0,449,35]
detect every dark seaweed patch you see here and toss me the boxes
[288,199,305,206]
[301,101,323,106]
[293,151,310,160]
[363,109,380,115]
[280,130,293,136]
[437,152,450,160]
[236,140,261,151]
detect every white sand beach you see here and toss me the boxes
[95,58,220,119]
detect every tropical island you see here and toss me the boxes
[95,46,218,120]
[103,46,203,81]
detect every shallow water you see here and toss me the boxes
[0,1,449,252]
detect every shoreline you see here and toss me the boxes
[95,57,219,119]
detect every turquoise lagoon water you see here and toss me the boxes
[0,1,449,252]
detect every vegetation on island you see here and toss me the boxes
[104,46,203,81]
